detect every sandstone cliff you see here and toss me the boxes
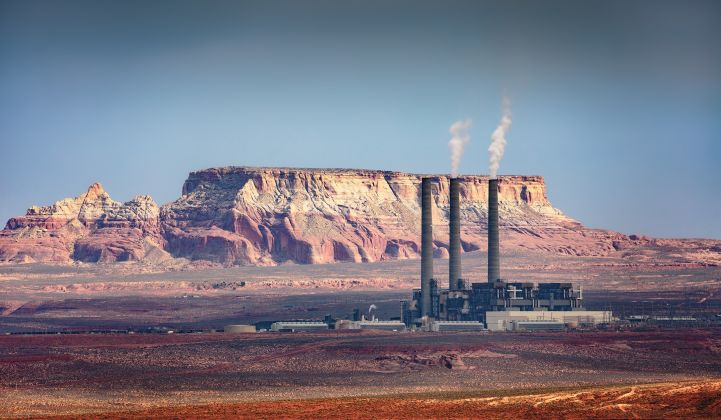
[1,167,718,266]
[0,183,167,263]
[160,167,616,265]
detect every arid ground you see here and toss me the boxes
[48,381,721,419]
[1,249,720,418]
[1,249,720,331]
[2,329,721,418]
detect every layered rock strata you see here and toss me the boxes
[0,183,165,263]
[159,167,631,265]
[1,167,718,266]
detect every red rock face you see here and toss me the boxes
[157,167,626,265]
[0,183,164,264]
[1,168,720,267]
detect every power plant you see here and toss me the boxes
[402,176,611,331]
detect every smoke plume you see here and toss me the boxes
[448,118,472,178]
[489,98,511,179]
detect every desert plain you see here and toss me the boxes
[1,247,720,418]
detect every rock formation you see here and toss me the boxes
[159,167,629,265]
[0,183,166,263]
[1,167,719,266]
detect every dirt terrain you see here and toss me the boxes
[1,240,719,418]
[1,329,721,418]
[1,248,720,332]
[48,380,721,419]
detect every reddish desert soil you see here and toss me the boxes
[47,380,721,419]
[1,329,721,418]
[1,251,720,418]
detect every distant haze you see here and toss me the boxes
[1,0,720,239]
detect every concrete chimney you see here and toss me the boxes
[488,178,500,283]
[421,177,433,316]
[448,178,461,290]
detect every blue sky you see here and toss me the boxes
[1,0,720,238]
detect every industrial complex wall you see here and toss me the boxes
[485,311,612,331]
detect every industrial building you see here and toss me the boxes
[356,319,405,331]
[402,177,611,331]
[223,324,256,333]
[270,321,328,332]
[429,320,485,332]
[485,310,612,331]
[510,321,564,332]
[352,320,406,331]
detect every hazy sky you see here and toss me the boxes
[1,0,720,239]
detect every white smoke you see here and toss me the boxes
[448,118,472,178]
[368,304,377,314]
[489,98,511,179]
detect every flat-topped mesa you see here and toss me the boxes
[179,166,554,206]
[2,166,656,266]
[161,167,582,266]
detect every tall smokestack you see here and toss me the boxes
[448,178,461,290]
[488,178,500,283]
[421,178,433,316]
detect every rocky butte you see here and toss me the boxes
[0,182,164,264]
[1,167,719,266]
